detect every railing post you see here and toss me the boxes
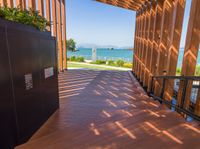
[150,76,154,94]
[180,79,188,109]
[160,78,166,99]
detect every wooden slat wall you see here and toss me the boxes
[0,0,67,71]
[177,0,200,112]
[164,0,185,100]
[133,0,186,100]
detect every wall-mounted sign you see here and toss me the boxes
[25,74,33,90]
[44,67,54,79]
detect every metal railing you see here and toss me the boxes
[149,75,200,121]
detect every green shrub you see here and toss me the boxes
[70,56,76,61]
[94,60,106,65]
[195,65,200,76]
[116,60,125,67]
[176,67,181,75]
[123,63,132,68]
[76,57,84,62]
[107,60,115,66]
[0,7,50,31]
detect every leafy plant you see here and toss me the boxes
[94,60,106,65]
[67,39,76,52]
[0,6,50,31]
[76,57,84,62]
[123,63,132,68]
[116,60,125,67]
[70,56,76,61]
[107,60,115,66]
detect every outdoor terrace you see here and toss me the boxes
[16,70,200,149]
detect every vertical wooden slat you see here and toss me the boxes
[38,0,44,16]
[16,0,23,8]
[22,0,26,10]
[62,0,67,69]
[140,8,147,82]
[154,0,173,96]
[143,3,151,87]
[177,0,200,111]
[52,0,57,37]
[148,0,164,92]
[136,11,141,76]
[46,0,51,31]
[57,0,63,71]
[28,0,36,10]
[164,0,186,101]
[7,0,14,7]
[133,12,139,73]
[145,1,156,90]
[137,10,143,78]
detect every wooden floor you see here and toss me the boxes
[16,70,200,149]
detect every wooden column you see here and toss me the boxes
[137,10,144,78]
[16,0,22,8]
[22,0,26,10]
[38,0,44,16]
[62,0,67,69]
[145,1,156,90]
[57,0,63,71]
[0,0,6,6]
[7,0,14,7]
[135,11,141,77]
[133,12,139,73]
[28,0,36,10]
[177,0,200,111]
[148,0,164,92]
[154,0,173,96]
[164,0,185,100]
[52,0,57,37]
[140,8,147,82]
[143,3,151,87]
[46,0,51,31]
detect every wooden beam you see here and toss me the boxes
[62,0,67,69]
[153,0,173,96]
[52,0,57,37]
[133,12,139,73]
[46,0,51,31]
[7,0,14,7]
[57,0,63,71]
[164,0,185,101]
[143,4,151,87]
[138,10,145,79]
[28,0,36,10]
[16,0,23,8]
[148,0,164,92]
[140,8,147,82]
[22,0,26,10]
[177,0,200,112]
[38,0,44,16]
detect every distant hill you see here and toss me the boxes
[77,43,133,49]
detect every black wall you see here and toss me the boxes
[0,19,59,149]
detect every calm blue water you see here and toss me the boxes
[68,48,133,62]
[67,48,200,67]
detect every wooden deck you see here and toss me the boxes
[16,70,200,149]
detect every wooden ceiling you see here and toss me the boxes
[95,0,150,11]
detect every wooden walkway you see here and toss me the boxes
[16,70,200,149]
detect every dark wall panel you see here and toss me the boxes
[0,19,59,148]
[0,20,18,149]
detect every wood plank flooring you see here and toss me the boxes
[16,70,200,149]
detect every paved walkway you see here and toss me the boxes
[16,70,200,149]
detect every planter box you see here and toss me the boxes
[0,18,59,148]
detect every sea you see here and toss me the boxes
[67,48,200,67]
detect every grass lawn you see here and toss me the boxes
[67,62,129,71]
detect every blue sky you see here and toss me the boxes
[66,0,191,48]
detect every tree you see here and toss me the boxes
[67,38,76,52]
